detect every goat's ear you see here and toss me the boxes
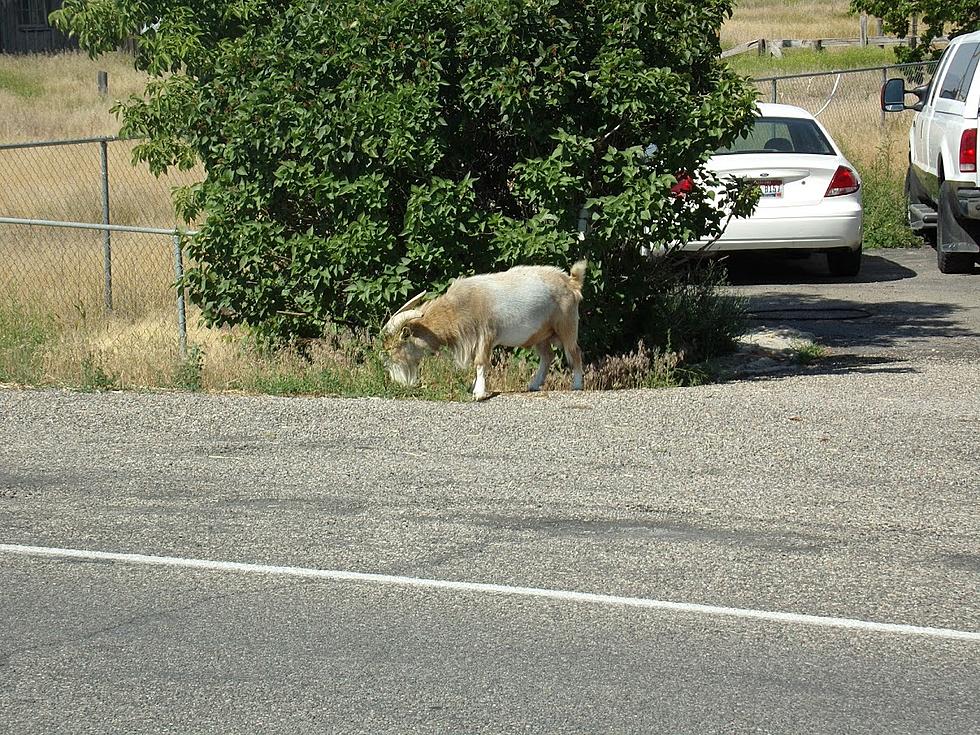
[400,325,412,341]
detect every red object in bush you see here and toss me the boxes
[670,173,694,197]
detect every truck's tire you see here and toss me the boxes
[937,181,978,274]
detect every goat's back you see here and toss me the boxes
[450,265,580,297]
[443,265,582,348]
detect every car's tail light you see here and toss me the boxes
[825,166,860,197]
[670,172,694,198]
[960,128,977,173]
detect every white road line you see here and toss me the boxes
[2,542,978,643]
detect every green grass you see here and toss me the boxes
[0,304,56,384]
[0,68,44,98]
[237,348,475,401]
[853,142,923,250]
[78,353,119,391]
[729,46,899,78]
[790,341,829,364]
[645,261,749,364]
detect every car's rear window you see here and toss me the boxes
[715,117,835,155]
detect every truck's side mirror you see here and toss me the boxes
[881,78,908,112]
[910,83,929,112]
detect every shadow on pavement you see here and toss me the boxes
[742,292,978,356]
[724,251,919,286]
[730,354,921,384]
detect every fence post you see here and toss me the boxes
[880,67,887,129]
[99,138,113,312]
[173,234,188,358]
[770,78,777,103]
[97,70,108,97]
[860,13,869,47]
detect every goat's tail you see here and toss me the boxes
[568,259,588,291]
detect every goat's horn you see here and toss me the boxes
[383,291,427,334]
[383,308,423,336]
[392,291,427,317]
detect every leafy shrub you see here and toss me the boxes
[54,0,758,355]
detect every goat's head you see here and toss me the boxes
[382,291,431,387]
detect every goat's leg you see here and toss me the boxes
[472,340,493,401]
[567,343,584,390]
[529,340,554,392]
[556,325,584,391]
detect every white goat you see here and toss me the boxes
[383,260,588,400]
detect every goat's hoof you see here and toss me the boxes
[527,385,541,392]
[473,392,490,402]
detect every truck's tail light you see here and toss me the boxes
[825,166,860,197]
[960,128,977,173]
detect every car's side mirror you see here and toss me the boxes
[881,78,908,112]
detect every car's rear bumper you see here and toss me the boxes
[684,200,863,253]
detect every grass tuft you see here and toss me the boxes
[790,341,829,364]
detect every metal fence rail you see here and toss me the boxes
[0,136,203,373]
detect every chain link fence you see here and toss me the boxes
[0,61,940,387]
[752,61,939,168]
[0,137,200,387]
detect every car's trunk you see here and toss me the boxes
[706,153,848,208]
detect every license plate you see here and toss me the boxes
[754,179,783,198]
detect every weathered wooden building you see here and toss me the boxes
[0,0,77,54]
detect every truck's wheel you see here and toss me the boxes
[937,182,978,274]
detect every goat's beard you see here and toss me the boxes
[387,358,421,388]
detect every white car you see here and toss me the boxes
[686,103,864,276]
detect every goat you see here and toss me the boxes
[382,260,588,400]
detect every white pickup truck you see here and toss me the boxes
[882,30,980,274]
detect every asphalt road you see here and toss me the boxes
[1,247,978,734]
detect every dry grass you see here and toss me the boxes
[722,0,866,47]
[0,51,202,228]
[0,52,146,141]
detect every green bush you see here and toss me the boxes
[54,0,758,355]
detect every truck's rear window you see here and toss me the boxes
[715,117,835,155]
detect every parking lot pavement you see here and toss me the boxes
[1,349,978,732]
[728,247,980,362]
